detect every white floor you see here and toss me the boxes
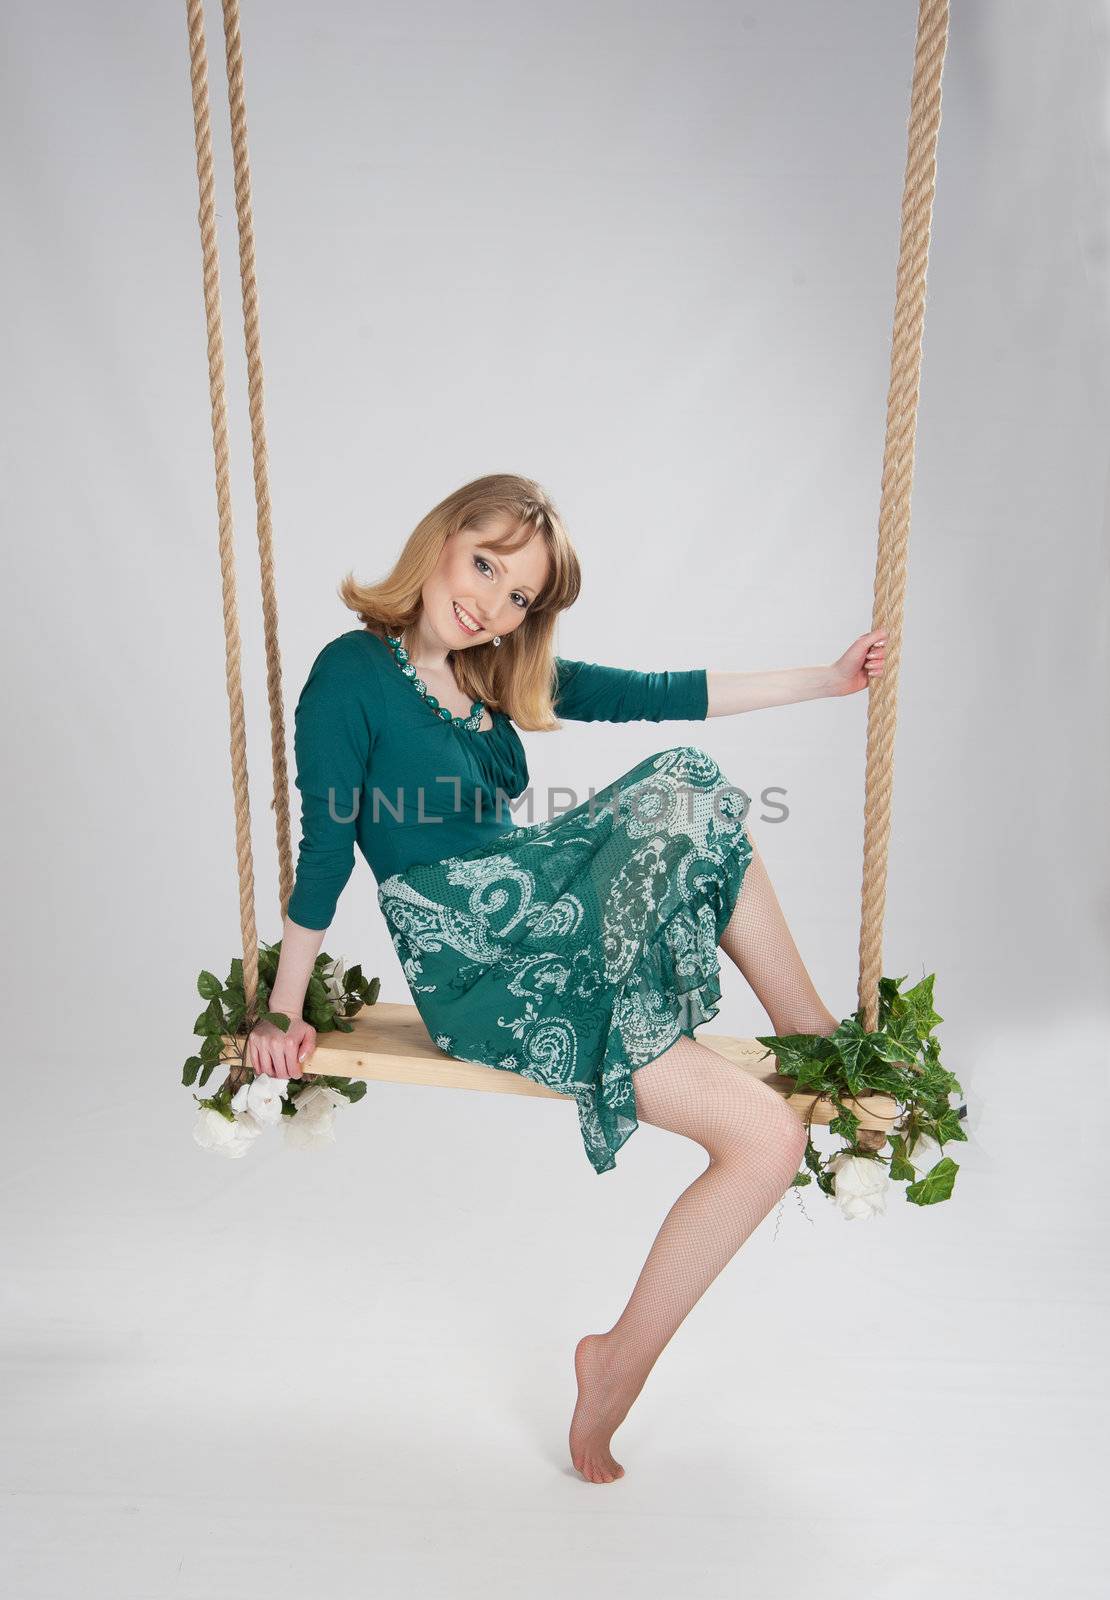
[4,1014,1106,1600]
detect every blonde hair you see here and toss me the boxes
[337,473,582,731]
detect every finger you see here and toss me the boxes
[285,1039,303,1079]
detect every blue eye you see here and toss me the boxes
[473,553,529,610]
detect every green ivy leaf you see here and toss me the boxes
[264,1010,291,1033]
[828,1106,861,1141]
[906,1156,958,1205]
[902,973,944,1037]
[933,1107,968,1145]
[874,974,909,1030]
[829,1018,876,1076]
[181,1056,202,1086]
[868,1019,920,1065]
[754,1033,827,1080]
[197,970,223,1001]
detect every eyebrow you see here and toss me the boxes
[476,545,539,597]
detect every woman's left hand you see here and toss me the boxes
[827,630,889,697]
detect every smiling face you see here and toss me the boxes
[420,517,552,652]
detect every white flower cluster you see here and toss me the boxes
[829,1130,944,1219]
[193,1076,349,1158]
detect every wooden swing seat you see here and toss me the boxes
[281,1001,898,1133]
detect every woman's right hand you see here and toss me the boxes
[246,1014,317,1079]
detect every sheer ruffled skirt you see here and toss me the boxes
[376,745,753,1174]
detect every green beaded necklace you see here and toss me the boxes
[385,634,488,731]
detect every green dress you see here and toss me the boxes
[287,628,753,1174]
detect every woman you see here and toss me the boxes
[249,472,887,1484]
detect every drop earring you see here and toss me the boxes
[493,634,501,647]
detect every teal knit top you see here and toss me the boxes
[286,628,710,930]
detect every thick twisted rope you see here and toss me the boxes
[858,0,949,1034]
[220,0,295,917]
[185,0,261,1015]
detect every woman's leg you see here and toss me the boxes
[569,828,835,1484]
[719,827,841,1037]
[569,1036,809,1482]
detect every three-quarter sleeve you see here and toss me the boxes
[552,657,709,723]
[286,640,376,931]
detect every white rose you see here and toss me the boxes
[283,1085,345,1150]
[828,1152,889,1220]
[229,1075,289,1130]
[904,1131,943,1176]
[245,1074,289,1126]
[324,958,347,1007]
[192,1105,261,1159]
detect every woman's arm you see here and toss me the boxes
[269,637,376,1012]
[269,916,327,1018]
[554,631,887,722]
[706,664,832,716]
[552,657,708,722]
[706,630,888,716]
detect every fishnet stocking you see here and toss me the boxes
[719,832,841,1039]
[569,829,837,1484]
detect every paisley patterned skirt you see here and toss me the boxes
[376,745,753,1175]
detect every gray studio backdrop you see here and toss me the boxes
[2,3,1108,1597]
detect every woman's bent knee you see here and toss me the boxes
[701,1084,808,1172]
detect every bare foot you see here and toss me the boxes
[569,1332,646,1483]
